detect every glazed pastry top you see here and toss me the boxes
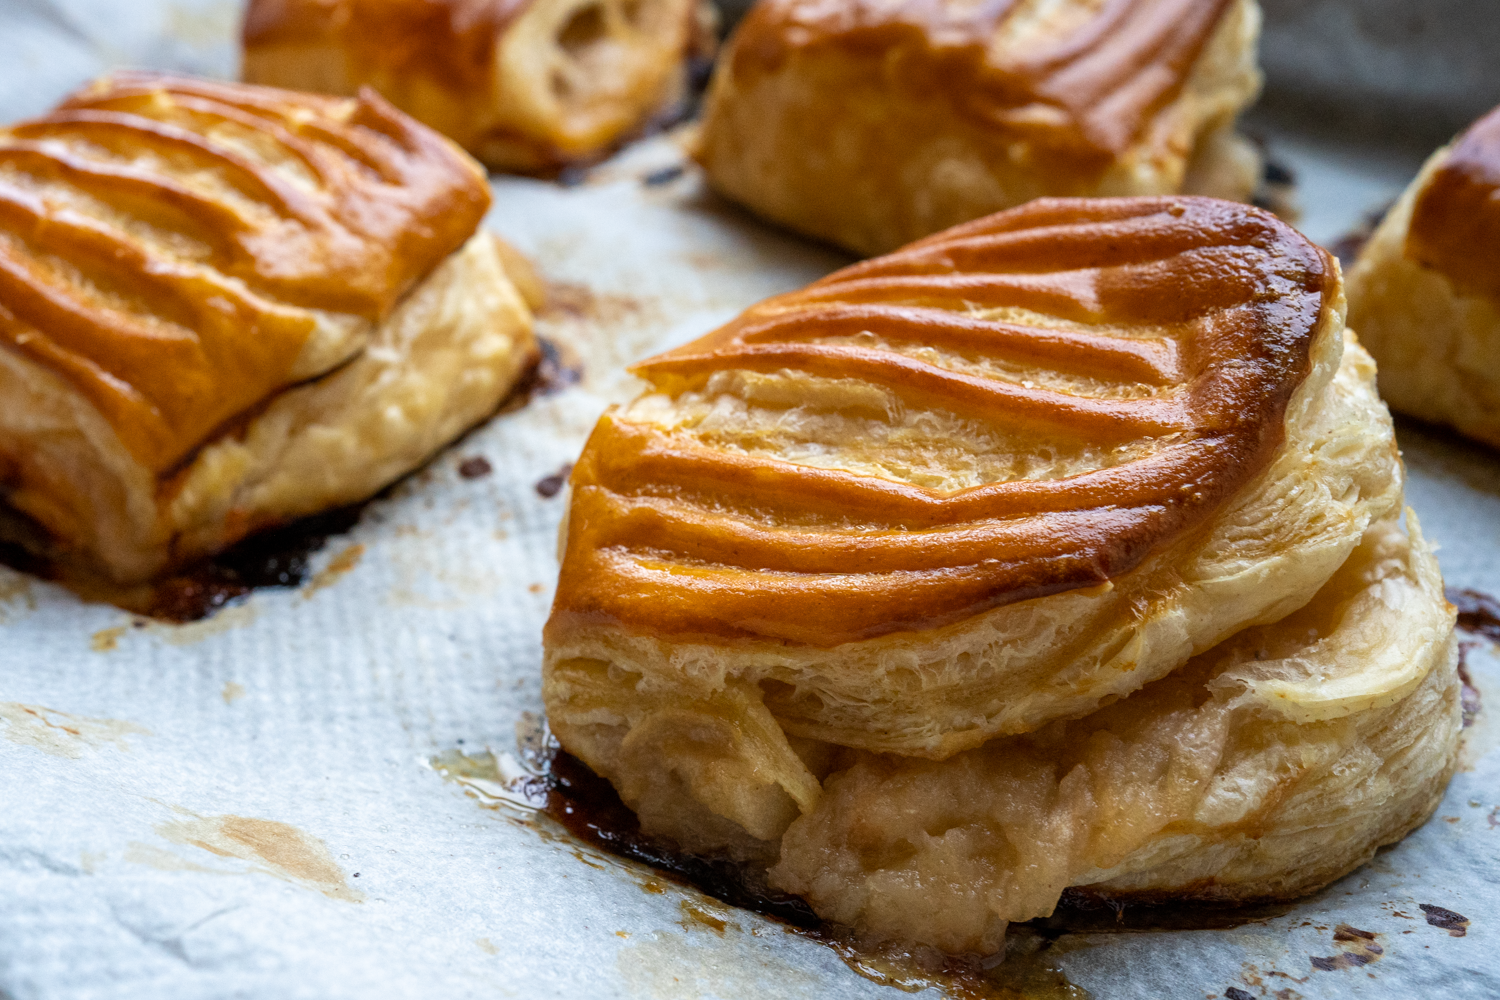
[1407,104,1500,302]
[0,71,490,473]
[551,196,1333,647]
[727,0,1239,159]
[243,0,533,92]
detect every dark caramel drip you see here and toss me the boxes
[729,0,1236,156]
[243,0,535,93]
[0,72,489,472]
[548,198,1328,647]
[1407,105,1500,302]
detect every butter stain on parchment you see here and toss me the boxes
[617,927,821,1000]
[0,567,36,622]
[90,625,128,652]
[90,603,260,652]
[141,808,364,903]
[145,601,259,647]
[386,536,500,609]
[301,543,365,600]
[0,703,150,758]
[222,682,245,705]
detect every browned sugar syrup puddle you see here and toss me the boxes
[433,724,1314,1000]
[1449,587,1497,728]
[0,338,582,622]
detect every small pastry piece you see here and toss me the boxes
[542,197,1404,880]
[696,0,1264,255]
[1346,104,1500,449]
[0,72,537,585]
[241,0,711,173]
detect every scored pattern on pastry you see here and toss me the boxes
[731,0,1237,156]
[0,72,489,472]
[554,197,1331,646]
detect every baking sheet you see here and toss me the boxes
[1,3,1498,998]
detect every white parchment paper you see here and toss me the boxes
[1,4,1496,998]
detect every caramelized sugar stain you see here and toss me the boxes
[1450,588,1500,642]
[680,899,731,934]
[499,336,584,412]
[153,807,363,903]
[458,456,494,479]
[1418,904,1470,937]
[536,464,575,499]
[1457,643,1483,729]
[1451,589,1496,731]
[1309,924,1383,972]
[0,703,150,759]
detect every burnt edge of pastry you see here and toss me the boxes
[1407,105,1500,302]
[550,197,1332,648]
[727,0,1236,159]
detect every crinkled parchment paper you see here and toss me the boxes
[1,3,1497,998]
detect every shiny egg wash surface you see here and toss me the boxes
[549,196,1329,647]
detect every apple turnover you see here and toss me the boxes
[242,0,712,173]
[542,197,1454,952]
[1346,104,1500,449]
[695,0,1265,255]
[0,72,538,585]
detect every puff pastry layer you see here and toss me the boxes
[1346,104,1500,448]
[546,197,1400,766]
[0,73,536,584]
[243,0,707,172]
[543,199,1441,952]
[770,513,1457,953]
[696,0,1264,255]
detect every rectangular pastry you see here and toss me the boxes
[241,0,711,172]
[1346,104,1500,449]
[0,72,538,586]
[696,0,1265,255]
[541,196,1458,954]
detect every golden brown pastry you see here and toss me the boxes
[0,72,537,585]
[241,0,711,173]
[696,0,1265,255]
[1346,104,1500,449]
[541,196,1454,953]
[771,513,1458,952]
